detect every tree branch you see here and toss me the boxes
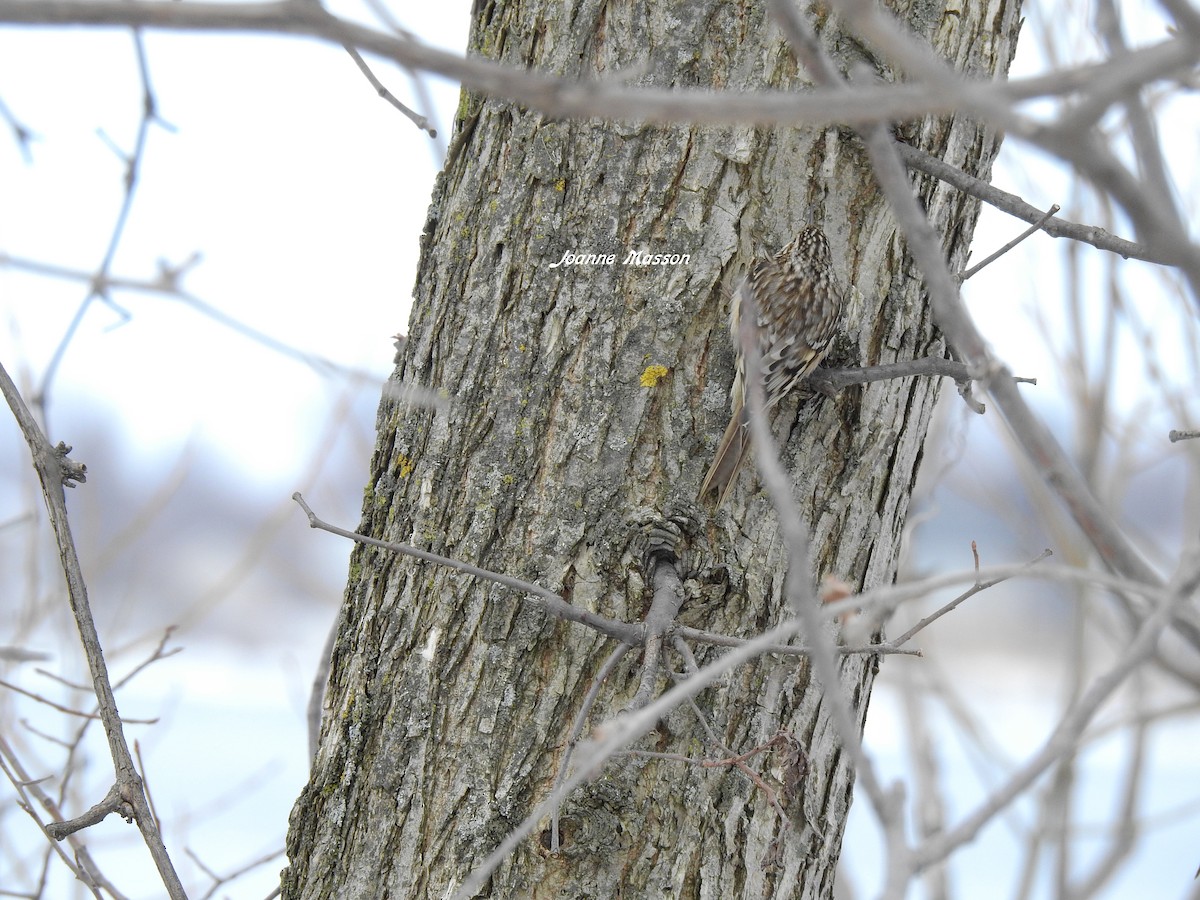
[0,361,187,897]
[896,145,1167,265]
[292,492,644,645]
[0,0,1195,133]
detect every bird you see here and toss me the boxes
[699,224,845,506]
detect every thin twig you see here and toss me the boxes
[36,29,173,411]
[0,93,35,160]
[0,360,186,896]
[896,144,1164,265]
[0,734,111,897]
[674,625,922,657]
[910,557,1200,873]
[0,250,395,386]
[308,614,339,765]
[673,644,801,824]
[453,611,811,900]
[622,734,790,815]
[292,493,643,645]
[811,356,1037,416]
[890,548,1053,647]
[548,643,632,852]
[961,204,1063,280]
[185,845,286,900]
[343,42,436,137]
[451,557,1186,900]
[0,677,157,723]
[850,61,1170,611]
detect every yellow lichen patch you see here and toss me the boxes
[395,454,415,478]
[640,365,669,387]
[555,178,567,192]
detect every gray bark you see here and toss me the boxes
[284,0,1022,897]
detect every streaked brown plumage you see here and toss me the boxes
[700,225,845,505]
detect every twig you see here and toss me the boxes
[828,0,1200,295]
[548,643,632,852]
[307,614,339,764]
[910,556,1200,873]
[811,356,1037,416]
[0,92,35,160]
[0,250,394,387]
[1092,0,1179,222]
[1168,429,1200,443]
[185,845,286,900]
[895,144,1165,265]
[0,733,112,897]
[674,625,922,657]
[452,558,1185,900]
[961,204,1062,280]
[112,627,184,690]
[453,611,811,900]
[37,29,173,410]
[292,493,643,645]
[0,677,157,723]
[622,733,792,815]
[132,741,162,834]
[891,548,1053,647]
[0,645,50,662]
[895,662,948,900]
[847,59,1169,609]
[343,42,436,137]
[0,359,186,896]
[673,644,803,824]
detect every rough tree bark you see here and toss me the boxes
[284,1,1021,897]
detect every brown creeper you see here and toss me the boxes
[700,225,845,505]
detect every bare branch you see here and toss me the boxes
[0,677,157,723]
[452,611,810,900]
[35,29,174,407]
[185,845,286,900]
[910,558,1200,873]
[674,625,922,657]
[307,616,339,764]
[852,78,1170,601]
[548,643,632,852]
[890,548,1053,646]
[0,250,388,384]
[0,92,35,160]
[961,205,1063,280]
[0,0,1195,134]
[342,42,436,138]
[0,733,112,897]
[812,356,1037,416]
[0,360,187,896]
[895,144,1167,263]
[291,492,644,645]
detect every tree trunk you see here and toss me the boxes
[284,1,1021,897]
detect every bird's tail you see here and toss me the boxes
[699,403,750,506]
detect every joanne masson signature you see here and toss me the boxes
[548,250,692,268]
